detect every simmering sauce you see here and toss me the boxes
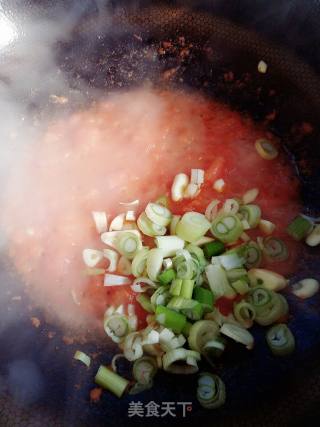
[1,88,300,334]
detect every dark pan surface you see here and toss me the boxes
[0,1,319,426]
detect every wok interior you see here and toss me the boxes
[0,2,320,426]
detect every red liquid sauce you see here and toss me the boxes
[1,88,300,335]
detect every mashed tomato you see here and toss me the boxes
[1,88,300,336]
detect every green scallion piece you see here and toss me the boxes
[231,278,249,295]
[95,365,129,398]
[170,278,183,296]
[238,204,261,228]
[158,268,176,285]
[167,296,204,321]
[286,215,313,241]
[180,279,195,299]
[193,287,214,311]
[203,241,225,259]
[244,241,262,268]
[262,237,288,262]
[211,213,243,244]
[197,373,226,409]
[266,323,295,356]
[136,294,154,313]
[150,286,171,310]
[155,305,187,334]
[182,321,192,337]
[226,268,248,282]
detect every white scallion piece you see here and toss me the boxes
[306,224,320,247]
[292,278,319,299]
[193,236,214,246]
[163,258,173,270]
[119,199,139,208]
[82,249,103,267]
[109,213,125,231]
[184,183,200,198]
[117,256,132,275]
[170,215,181,235]
[104,274,131,286]
[101,230,141,249]
[145,202,172,227]
[243,188,259,204]
[125,210,136,222]
[92,211,108,234]
[191,169,205,186]
[258,60,268,73]
[213,178,225,193]
[240,232,250,242]
[74,350,91,368]
[223,199,239,215]
[205,200,220,221]
[147,248,164,281]
[259,219,276,234]
[131,277,157,293]
[155,235,185,257]
[142,330,160,345]
[103,249,119,272]
[220,323,254,349]
[171,173,189,202]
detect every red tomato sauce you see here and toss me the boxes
[1,88,301,336]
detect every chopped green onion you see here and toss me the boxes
[248,268,288,291]
[306,224,320,247]
[137,212,166,237]
[117,256,132,275]
[205,264,236,299]
[205,199,221,221]
[220,323,254,349]
[158,268,176,285]
[145,202,172,227]
[170,215,181,235]
[202,338,226,364]
[287,215,313,240]
[163,348,201,374]
[155,305,187,334]
[244,241,262,268]
[104,274,131,286]
[249,289,288,326]
[147,248,164,281]
[197,373,226,409]
[101,230,141,249]
[155,195,169,208]
[102,249,119,272]
[223,198,240,214]
[124,332,143,361]
[231,279,249,295]
[170,278,183,296]
[226,267,248,282]
[131,277,156,293]
[95,365,129,398]
[163,258,173,270]
[238,204,261,228]
[155,235,185,257]
[176,212,211,243]
[233,301,256,328]
[167,297,204,320]
[115,231,142,260]
[255,138,278,160]
[82,249,103,267]
[131,247,149,277]
[73,350,91,368]
[171,173,189,202]
[173,250,195,280]
[92,211,108,234]
[216,253,245,270]
[203,241,225,259]
[266,324,295,356]
[182,321,192,337]
[188,320,219,352]
[247,286,273,312]
[259,219,276,235]
[186,244,207,266]
[133,356,158,385]
[180,279,195,299]
[211,213,243,243]
[262,237,288,262]
[291,278,319,299]
[109,213,125,231]
[104,314,129,343]
[242,188,259,204]
[150,286,171,309]
[193,287,214,312]
[136,295,154,313]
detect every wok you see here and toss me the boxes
[0,0,320,426]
